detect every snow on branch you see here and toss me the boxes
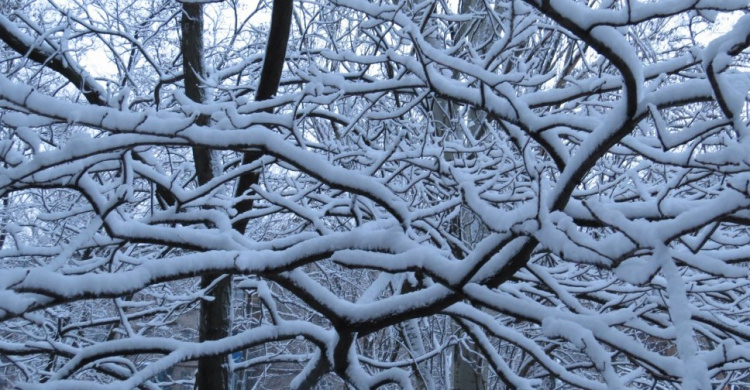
[0,0,749,388]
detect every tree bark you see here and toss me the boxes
[181,4,232,390]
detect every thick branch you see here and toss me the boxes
[232,0,293,233]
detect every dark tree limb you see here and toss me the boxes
[232,0,294,233]
[0,14,107,106]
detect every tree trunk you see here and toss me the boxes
[181,4,232,389]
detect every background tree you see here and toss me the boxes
[1,0,750,389]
